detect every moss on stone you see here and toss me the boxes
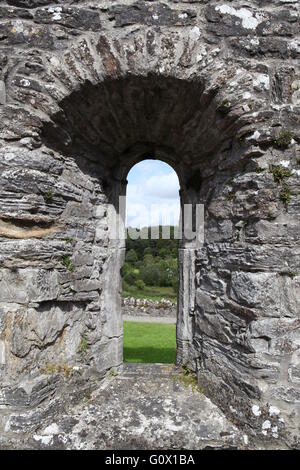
[61,255,75,272]
[41,363,72,377]
[174,366,202,393]
[43,190,53,204]
[274,130,293,149]
[77,335,88,353]
[270,165,292,184]
[226,191,234,201]
[255,167,264,173]
[267,212,276,221]
[280,185,291,204]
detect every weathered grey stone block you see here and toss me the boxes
[2,375,59,408]
[0,269,59,304]
[0,81,6,105]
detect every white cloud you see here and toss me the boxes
[145,172,180,199]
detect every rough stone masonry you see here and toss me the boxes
[0,0,299,449]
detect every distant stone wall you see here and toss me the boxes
[122,298,176,318]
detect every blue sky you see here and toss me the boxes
[126,160,180,228]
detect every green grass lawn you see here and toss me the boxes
[123,321,176,364]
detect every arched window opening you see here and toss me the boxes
[122,160,180,364]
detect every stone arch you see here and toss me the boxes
[0,1,300,447]
[36,70,258,370]
[38,72,245,371]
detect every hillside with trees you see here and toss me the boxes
[122,226,178,301]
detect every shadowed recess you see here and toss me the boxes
[41,75,243,170]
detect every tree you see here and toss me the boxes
[158,248,168,259]
[122,226,179,296]
[121,262,131,276]
[143,253,154,264]
[125,249,138,264]
[140,263,162,286]
[124,271,139,285]
[143,247,152,256]
[172,277,178,293]
[135,279,146,290]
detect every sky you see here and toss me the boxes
[126,160,180,228]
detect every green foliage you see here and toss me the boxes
[267,212,276,221]
[124,270,139,286]
[84,391,92,403]
[126,226,178,259]
[125,249,138,264]
[61,255,75,272]
[140,263,162,286]
[218,99,231,115]
[255,167,264,173]
[121,262,131,277]
[122,279,130,292]
[122,226,178,300]
[143,253,154,264]
[172,276,178,293]
[268,166,292,205]
[139,257,177,288]
[270,165,292,184]
[41,363,72,377]
[77,336,88,354]
[274,130,293,149]
[175,365,202,393]
[158,247,168,258]
[280,185,291,204]
[43,189,53,204]
[289,272,297,280]
[64,237,73,244]
[135,279,146,290]
[226,191,234,201]
[143,247,152,256]
[109,368,117,378]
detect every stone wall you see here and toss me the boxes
[122,297,176,318]
[0,0,299,447]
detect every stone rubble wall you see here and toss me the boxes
[122,297,177,318]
